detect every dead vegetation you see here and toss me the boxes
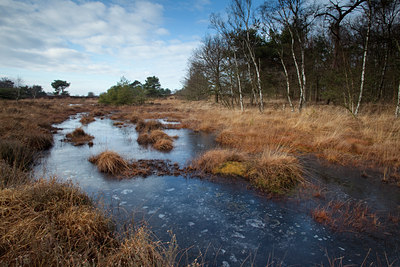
[190,148,303,194]
[135,120,174,152]
[88,151,183,178]
[89,151,129,175]
[311,200,381,233]
[65,128,94,146]
[0,178,178,266]
[111,98,399,184]
[80,114,95,125]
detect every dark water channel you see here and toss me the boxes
[35,115,400,266]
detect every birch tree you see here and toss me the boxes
[231,0,264,112]
[354,0,372,116]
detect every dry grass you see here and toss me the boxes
[80,114,95,125]
[135,119,163,133]
[0,178,179,266]
[191,148,303,194]
[0,159,29,189]
[311,200,381,233]
[89,151,128,175]
[65,128,94,146]
[247,148,304,194]
[113,98,400,183]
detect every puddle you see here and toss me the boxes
[35,115,400,266]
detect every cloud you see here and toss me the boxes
[0,0,199,93]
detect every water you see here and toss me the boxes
[35,115,400,266]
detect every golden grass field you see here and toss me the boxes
[1,97,399,266]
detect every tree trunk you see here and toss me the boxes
[247,62,258,106]
[378,44,389,100]
[234,51,244,112]
[396,80,400,118]
[355,2,371,116]
[288,28,304,112]
[280,54,294,112]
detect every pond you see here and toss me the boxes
[35,114,400,266]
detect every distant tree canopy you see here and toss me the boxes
[51,80,70,96]
[181,0,400,116]
[99,76,170,105]
[0,77,46,100]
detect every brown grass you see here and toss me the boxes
[135,119,163,133]
[136,126,174,152]
[311,200,381,232]
[89,151,128,175]
[0,178,179,266]
[80,114,95,125]
[65,128,94,146]
[153,138,173,152]
[0,159,29,189]
[111,98,400,183]
[247,148,303,194]
[191,148,302,194]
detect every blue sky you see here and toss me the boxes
[0,0,235,95]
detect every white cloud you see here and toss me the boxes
[0,0,199,94]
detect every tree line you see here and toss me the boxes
[178,0,400,116]
[0,77,47,100]
[99,76,171,105]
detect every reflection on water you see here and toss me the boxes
[35,115,400,266]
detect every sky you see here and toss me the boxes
[0,0,234,95]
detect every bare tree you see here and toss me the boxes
[195,35,227,103]
[211,14,245,111]
[261,0,311,111]
[230,0,264,112]
[318,0,366,68]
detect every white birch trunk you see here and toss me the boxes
[396,80,400,118]
[234,51,244,112]
[280,55,294,112]
[355,2,371,116]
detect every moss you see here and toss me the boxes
[213,161,247,177]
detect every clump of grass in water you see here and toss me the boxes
[191,148,303,194]
[135,121,174,152]
[89,150,128,175]
[65,127,94,146]
[247,148,303,194]
[80,114,95,125]
[0,178,179,266]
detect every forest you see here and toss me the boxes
[179,0,400,116]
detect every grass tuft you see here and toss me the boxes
[247,148,303,194]
[0,140,34,170]
[65,128,94,146]
[0,178,177,266]
[191,148,303,194]
[80,114,95,125]
[89,151,128,175]
[153,138,173,152]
